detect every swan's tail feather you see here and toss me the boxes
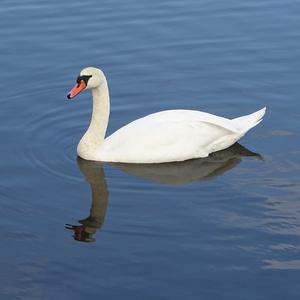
[232,107,266,133]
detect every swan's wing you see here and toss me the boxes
[145,110,240,133]
[101,110,238,163]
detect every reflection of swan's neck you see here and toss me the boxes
[89,174,109,227]
[78,81,110,158]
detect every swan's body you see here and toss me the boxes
[67,67,266,163]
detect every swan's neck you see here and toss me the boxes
[89,81,110,140]
[77,80,110,159]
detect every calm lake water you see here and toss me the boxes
[1,0,300,299]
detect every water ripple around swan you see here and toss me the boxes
[23,98,89,182]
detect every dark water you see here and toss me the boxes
[1,0,300,299]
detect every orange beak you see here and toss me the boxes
[67,80,86,99]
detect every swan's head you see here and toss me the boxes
[67,67,105,99]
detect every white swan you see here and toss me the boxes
[67,67,266,163]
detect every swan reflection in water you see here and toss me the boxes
[66,143,262,242]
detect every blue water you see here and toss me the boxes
[1,0,300,299]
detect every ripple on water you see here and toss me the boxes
[24,100,90,182]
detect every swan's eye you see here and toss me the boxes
[76,75,92,86]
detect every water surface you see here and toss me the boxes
[0,0,300,299]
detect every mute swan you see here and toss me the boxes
[67,67,266,163]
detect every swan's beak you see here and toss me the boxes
[67,80,86,99]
